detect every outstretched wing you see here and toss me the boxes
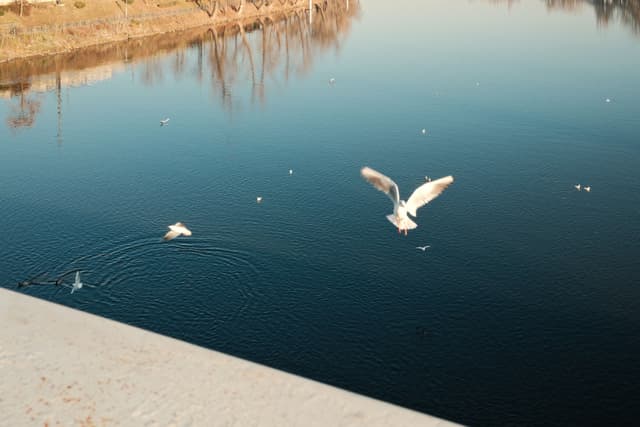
[170,223,191,237]
[163,230,180,241]
[361,167,400,207]
[56,269,79,283]
[405,175,454,217]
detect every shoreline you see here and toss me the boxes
[0,0,330,64]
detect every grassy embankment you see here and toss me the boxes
[0,0,308,62]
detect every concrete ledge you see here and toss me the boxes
[0,289,458,426]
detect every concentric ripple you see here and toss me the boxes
[50,233,268,343]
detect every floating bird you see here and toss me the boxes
[163,222,192,241]
[256,196,263,203]
[421,129,427,135]
[605,98,611,103]
[425,176,432,182]
[416,245,431,251]
[584,186,591,192]
[329,78,336,85]
[160,118,170,126]
[574,184,581,191]
[361,167,454,235]
[289,169,293,175]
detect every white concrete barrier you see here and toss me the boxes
[0,288,459,426]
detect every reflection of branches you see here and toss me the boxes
[493,0,640,35]
[200,0,360,108]
[546,0,640,34]
[162,0,360,112]
[594,0,640,34]
[5,83,42,130]
[1,0,360,123]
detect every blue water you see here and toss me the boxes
[2,1,640,425]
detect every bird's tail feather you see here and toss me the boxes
[386,214,418,230]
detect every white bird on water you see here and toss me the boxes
[361,167,454,236]
[289,169,293,175]
[256,196,263,203]
[163,222,192,241]
[584,186,591,192]
[160,118,170,126]
[421,129,427,135]
[416,245,431,251]
[329,78,336,85]
[574,184,581,191]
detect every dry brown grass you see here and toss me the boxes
[0,0,204,60]
[0,0,324,62]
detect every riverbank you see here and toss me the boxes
[0,0,323,63]
[0,288,458,426]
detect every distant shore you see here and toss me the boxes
[0,0,317,63]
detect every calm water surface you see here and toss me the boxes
[2,1,640,425]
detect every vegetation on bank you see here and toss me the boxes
[0,0,324,62]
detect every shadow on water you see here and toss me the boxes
[0,0,360,133]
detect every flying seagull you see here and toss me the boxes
[160,118,170,126]
[70,271,83,294]
[416,245,431,251]
[55,269,81,286]
[361,166,454,235]
[163,222,192,241]
[62,271,95,294]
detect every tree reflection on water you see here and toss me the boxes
[3,82,42,131]
[491,0,640,35]
[0,0,360,132]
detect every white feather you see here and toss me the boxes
[405,175,454,217]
